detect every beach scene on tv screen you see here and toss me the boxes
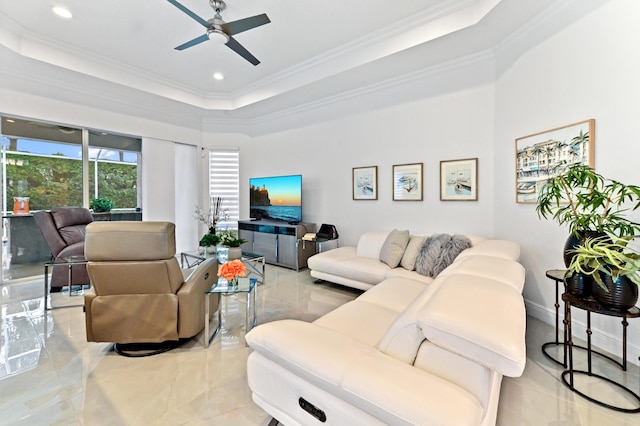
[250,175,302,222]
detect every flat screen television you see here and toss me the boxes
[249,174,302,223]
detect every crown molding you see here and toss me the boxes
[0,1,504,112]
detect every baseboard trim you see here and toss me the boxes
[525,300,640,367]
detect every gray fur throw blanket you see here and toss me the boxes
[415,234,472,277]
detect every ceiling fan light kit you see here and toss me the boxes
[167,0,270,66]
[208,29,229,44]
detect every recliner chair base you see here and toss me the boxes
[113,339,188,357]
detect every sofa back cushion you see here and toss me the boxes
[456,239,520,261]
[417,274,526,377]
[379,229,410,268]
[400,235,427,270]
[356,230,391,259]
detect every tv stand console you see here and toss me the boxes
[238,220,316,271]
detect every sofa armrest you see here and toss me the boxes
[246,320,483,426]
[417,275,526,377]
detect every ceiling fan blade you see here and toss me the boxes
[221,14,270,36]
[167,0,210,28]
[225,36,260,65]
[175,34,210,50]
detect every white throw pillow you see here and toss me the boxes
[400,235,427,270]
[379,229,410,268]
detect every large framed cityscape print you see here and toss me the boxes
[515,119,595,204]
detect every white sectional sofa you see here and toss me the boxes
[246,230,526,426]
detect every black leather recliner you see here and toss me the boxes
[33,207,93,291]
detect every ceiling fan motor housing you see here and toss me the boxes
[210,0,226,12]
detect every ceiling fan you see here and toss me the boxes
[167,0,270,65]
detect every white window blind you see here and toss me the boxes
[209,148,239,229]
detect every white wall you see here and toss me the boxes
[174,143,198,253]
[494,0,640,360]
[217,75,497,247]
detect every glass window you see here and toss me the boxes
[0,117,142,212]
[0,116,142,283]
[88,147,140,209]
[209,148,239,229]
[2,135,83,210]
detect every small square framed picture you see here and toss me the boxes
[392,163,423,201]
[440,158,478,201]
[352,166,378,200]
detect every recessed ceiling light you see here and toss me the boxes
[52,6,73,19]
[213,73,224,81]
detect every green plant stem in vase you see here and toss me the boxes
[199,233,221,248]
[219,229,247,248]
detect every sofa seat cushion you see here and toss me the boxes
[356,277,428,313]
[418,275,526,377]
[314,257,391,285]
[308,246,391,284]
[309,247,392,286]
[246,321,484,426]
[314,300,399,346]
[384,267,434,284]
[308,246,357,271]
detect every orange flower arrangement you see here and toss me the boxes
[218,259,247,285]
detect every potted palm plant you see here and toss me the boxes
[537,163,640,298]
[536,163,640,266]
[567,235,640,310]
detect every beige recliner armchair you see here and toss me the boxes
[84,221,219,356]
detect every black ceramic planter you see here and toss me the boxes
[563,231,608,267]
[592,275,639,311]
[564,272,593,299]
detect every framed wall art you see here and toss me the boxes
[392,163,423,201]
[440,158,478,201]
[515,119,595,204]
[352,166,378,200]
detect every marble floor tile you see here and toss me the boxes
[1,267,639,425]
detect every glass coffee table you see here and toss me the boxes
[180,249,266,285]
[204,277,258,348]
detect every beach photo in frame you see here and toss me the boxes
[440,158,478,201]
[392,163,423,201]
[515,119,595,204]
[352,166,378,200]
